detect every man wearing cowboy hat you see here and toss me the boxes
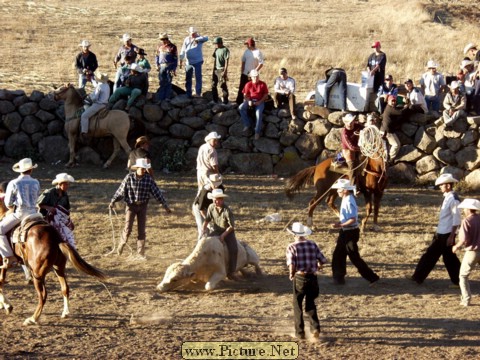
[37,173,77,249]
[109,62,148,111]
[419,60,446,115]
[440,81,466,127]
[80,72,111,138]
[128,136,153,177]
[179,27,209,98]
[453,198,480,307]
[75,39,98,89]
[330,179,379,285]
[155,33,178,101]
[408,173,461,285]
[196,131,221,191]
[113,33,139,91]
[0,158,40,269]
[193,174,224,240]
[341,113,363,186]
[109,158,171,259]
[286,222,327,340]
[202,189,239,280]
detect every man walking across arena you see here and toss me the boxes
[196,131,221,192]
[109,158,171,259]
[286,222,327,340]
[408,173,461,285]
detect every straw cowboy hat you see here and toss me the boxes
[95,72,109,83]
[426,60,438,69]
[435,173,458,186]
[448,81,460,90]
[204,131,221,142]
[331,178,356,191]
[134,136,150,149]
[207,188,228,199]
[131,158,151,170]
[52,173,75,185]
[122,33,132,42]
[464,43,477,55]
[12,158,38,173]
[287,222,312,237]
[342,113,356,125]
[458,198,480,211]
[79,40,91,48]
[208,174,223,187]
[159,33,169,40]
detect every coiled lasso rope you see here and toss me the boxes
[358,125,387,161]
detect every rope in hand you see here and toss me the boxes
[104,207,132,257]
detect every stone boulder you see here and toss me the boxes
[253,137,282,155]
[179,105,196,117]
[191,130,209,147]
[169,124,194,139]
[414,127,436,154]
[387,162,417,183]
[18,102,39,116]
[396,144,424,163]
[461,129,478,146]
[446,138,462,152]
[76,147,103,166]
[417,171,439,183]
[439,166,464,181]
[180,116,205,129]
[204,124,228,139]
[433,148,456,165]
[0,101,15,115]
[295,133,323,160]
[401,122,419,137]
[465,169,480,190]
[415,155,440,175]
[222,136,251,152]
[2,112,23,133]
[38,135,69,164]
[21,115,45,134]
[229,153,273,174]
[327,111,344,126]
[264,123,281,138]
[29,90,44,102]
[47,120,65,135]
[279,131,300,146]
[304,118,332,137]
[39,98,58,111]
[323,127,342,151]
[4,132,34,158]
[288,118,306,134]
[274,146,311,176]
[170,95,191,108]
[455,146,480,171]
[35,109,56,123]
[13,95,29,108]
[143,104,163,122]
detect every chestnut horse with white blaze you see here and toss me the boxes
[0,220,106,325]
[285,154,387,232]
[52,84,131,168]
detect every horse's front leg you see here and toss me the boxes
[0,269,13,315]
[361,192,373,233]
[24,277,47,326]
[371,192,383,232]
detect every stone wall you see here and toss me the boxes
[2,88,480,188]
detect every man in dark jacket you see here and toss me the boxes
[75,40,98,88]
[109,63,148,111]
[381,95,403,164]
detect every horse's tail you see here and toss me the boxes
[59,242,107,280]
[285,166,317,199]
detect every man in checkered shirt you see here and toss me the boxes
[286,222,327,340]
[110,158,171,259]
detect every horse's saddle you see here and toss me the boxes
[10,213,47,244]
[330,153,349,175]
[78,106,109,122]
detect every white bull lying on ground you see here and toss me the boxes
[157,236,263,291]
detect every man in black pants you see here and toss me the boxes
[408,173,461,285]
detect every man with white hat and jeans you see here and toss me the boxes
[408,173,461,285]
[419,60,446,116]
[196,131,221,191]
[0,158,40,269]
[286,222,327,340]
[109,158,171,259]
[75,40,98,88]
[80,73,111,139]
[330,179,379,285]
[440,81,466,127]
[202,189,239,280]
[179,27,209,98]
[453,198,480,306]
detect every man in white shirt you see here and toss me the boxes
[196,132,221,191]
[81,73,111,138]
[404,79,428,115]
[408,173,461,285]
[235,38,265,105]
[273,68,296,120]
[419,60,446,115]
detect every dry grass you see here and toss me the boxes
[1,0,479,99]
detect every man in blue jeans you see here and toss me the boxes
[179,27,208,98]
[323,67,347,111]
[155,33,178,101]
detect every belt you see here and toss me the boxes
[296,271,316,276]
[131,201,147,206]
[342,226,359,231]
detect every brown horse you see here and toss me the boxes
[0,220,106,325]
[285,155,387,232]
[52,84,131,168]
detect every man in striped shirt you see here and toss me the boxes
[109,158,171,259]
[286,222,327,340]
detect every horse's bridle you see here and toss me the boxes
[53,84,72,101]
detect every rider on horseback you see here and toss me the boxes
[341,114,363,188]
[0,158,41,269]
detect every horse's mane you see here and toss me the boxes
[64,84,84,108]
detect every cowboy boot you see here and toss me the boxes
[137,240,146,259]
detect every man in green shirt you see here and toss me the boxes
[211,37,230,104]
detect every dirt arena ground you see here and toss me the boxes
[0,162,479,359]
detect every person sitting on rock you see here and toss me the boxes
[273,67,296,120]
[441,81,467,127]
[109,63,148,112]
[375,74,397,114]
[403,79,428,116]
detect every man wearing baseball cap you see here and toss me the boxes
[211,37,230,104]
[236,38,265,105]
[367,41,387,94]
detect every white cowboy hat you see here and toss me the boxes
[188,26,198,34]
[342,113,356,125]
[287,222,312,237]
[159,33,169,40]
[458,198,480,211]
[435,173,458,186]
[131,158,151,170]
[331,178,356,191]
[249,69,259,77]
[12,158,38,173]
[207,188,228,199]
[122,33,132,42]
[204,131,221,142]
[461,59,474,69]
[52,173,75,185]
[129,63,145,72]
[208,174,223,187]
[448,81,460,90]
[426,60,438,69]
[95,72,109,83]
[79,40,91,48]
[464,43,477,55]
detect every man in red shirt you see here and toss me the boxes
[238,69,269,140]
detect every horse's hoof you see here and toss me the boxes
[4,304,13,315]
[61,312,70,319]
[23,317,38,326]
[103,163,110,169]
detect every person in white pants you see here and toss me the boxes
[0,158,40,269]
[80,73,111,137]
